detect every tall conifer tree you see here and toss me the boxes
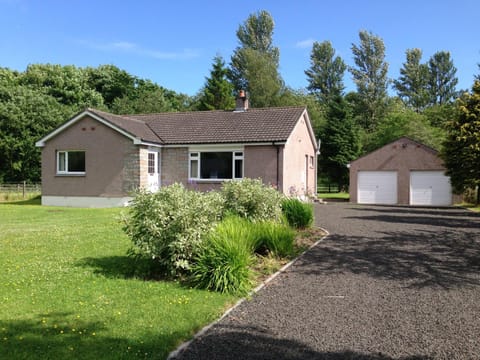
[198,56,235,110]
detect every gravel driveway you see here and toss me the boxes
[171,203,480,360]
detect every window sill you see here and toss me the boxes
[188,178,242,183]
[56,173,86,177]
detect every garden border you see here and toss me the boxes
[167,226,330,360]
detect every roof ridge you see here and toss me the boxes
[130,109,227,117]
[124,106,307,118]
[397,136,439,154]
[87,108,148,125]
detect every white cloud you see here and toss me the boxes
[110,41,137,50]
[295,38,315,49]
[79,40,200,60]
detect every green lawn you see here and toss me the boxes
[0,201,235,359]
[461,203,480,212]
[317,192,350,200]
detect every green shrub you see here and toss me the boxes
[254,221,295,257]
[281,198,313,229]
[192,222,254,295]
[221,178,283,222]
[123,184,224,275]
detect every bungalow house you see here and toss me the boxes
[36,94,318,207]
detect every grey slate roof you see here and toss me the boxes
[88,107,307,145]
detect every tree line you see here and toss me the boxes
[0,10,478,197]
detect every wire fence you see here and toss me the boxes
[0,182,41,201]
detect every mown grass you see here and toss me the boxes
[0,202,235,359]
[318,192,350,200]
[0,191,41,202]
[460,203,480,212]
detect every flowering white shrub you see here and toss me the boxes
[123,184,224,275]
[221,178,283,222]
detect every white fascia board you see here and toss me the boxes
[285,109,317,150]
[36,110,141,147]
[134,139,163,148]
[301,109,318,150]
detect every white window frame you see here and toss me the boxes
[147,152,158,174]
[189,149,244,181]
[56,150,86,175]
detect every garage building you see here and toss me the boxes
[349,137,453,206]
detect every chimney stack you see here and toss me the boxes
[235,90,249,112]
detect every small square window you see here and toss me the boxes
[57,151,85,175]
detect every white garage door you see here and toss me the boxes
[357,171,398,204]
[410,171,452,206]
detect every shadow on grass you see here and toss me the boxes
[172,324,432,360]
[76,255,172,281]
[0,312,181,359]
[1,195,41,206]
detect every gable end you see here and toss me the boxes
[36,110,144,147]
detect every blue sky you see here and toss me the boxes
[1,0,479,96]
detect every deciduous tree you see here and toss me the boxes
[393,48,430,111]
[110,80,177,114]
[305,41,346,104]
[229,10,283,107]
[349,30,389,131]
[441,81,480,200]
[0,82,71,182]
[20,64,103,108]
[240,48,283,108]
[427,51,458,105]
[86,64,136,107]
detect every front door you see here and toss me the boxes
[147,151,159,192]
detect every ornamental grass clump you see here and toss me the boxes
[192,218,255,295]
[221,178,283,222]
[254,221,296,257]
[123,184,224,275]
[209,216,260,251]
[281,198,314,229]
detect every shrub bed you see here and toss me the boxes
[124,181,316,295]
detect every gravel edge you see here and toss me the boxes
[166,226,330,360]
